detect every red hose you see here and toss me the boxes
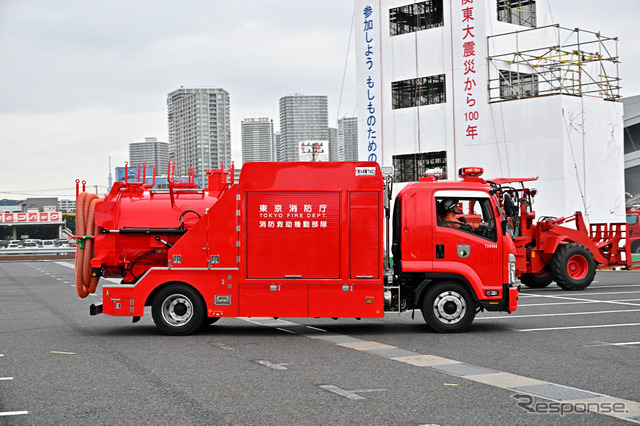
[74,192,101,298]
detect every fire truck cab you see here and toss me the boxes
[390,167,518,331]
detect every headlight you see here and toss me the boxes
[508,253,516,284]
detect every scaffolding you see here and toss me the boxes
[487,24,620,102]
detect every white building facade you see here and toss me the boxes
[279,94,329,162]
[355,0,624,222]
[338,117,359,161]
[241,117,274,163]
[129,137,169,175]
[167,87,231,185]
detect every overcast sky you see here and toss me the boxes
[0,0,638,199]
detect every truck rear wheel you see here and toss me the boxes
[152,284,204,335]
[421,282,476,332]
[520,269,554,288]
[631,240,640,254]
[550,243,596,291]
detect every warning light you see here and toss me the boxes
[458,167,484,178]
[424,168,444,179]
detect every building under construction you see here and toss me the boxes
[355,0,624,222]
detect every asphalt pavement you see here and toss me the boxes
[0,261,638,425]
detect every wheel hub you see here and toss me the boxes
[161,295,193,326]
[567,254,588,280]
[433,291,466,324]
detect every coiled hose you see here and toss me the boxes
[75,192,101,298]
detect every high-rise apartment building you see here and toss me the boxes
[328,127,339,161]
[167,87,231,184]
[129,137,169,175]
[338,117,358,161]
[274,131,281,161]
[241,118,274,163]
[278,94,329,162]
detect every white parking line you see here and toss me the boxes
[589,283,640,289]
[0,411,29,417]
[521,290,640,297]
[518,293,640,307]
[518,323,640,332]
[477,308,640,320]
[585,341,640,347]
[0,377,13,381]
[519,299,640,307]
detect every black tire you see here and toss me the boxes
[421,282,476,332]
[203,317,221,326]
[520,269,554,288]
[631,240,640,254]
[152,284,205,335]
[550,243,596,291]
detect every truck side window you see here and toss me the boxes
[436,197,497,241]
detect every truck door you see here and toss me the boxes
[433,191,502,287]
[394,190,434,273]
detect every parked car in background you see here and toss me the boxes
[42,240,56,248]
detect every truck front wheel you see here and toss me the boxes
[421,282,476,332]
[152,284,205,335]
[550,243,596,291]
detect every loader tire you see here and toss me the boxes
[421,282,476,332]
[520,270,554,288]
[152,284,204,335]
[550,243,596,291]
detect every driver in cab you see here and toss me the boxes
[439,199,482,230]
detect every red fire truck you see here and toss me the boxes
[73,162,518,335]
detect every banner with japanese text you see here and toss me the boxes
[456,0,484,145]
[355,2,382,164]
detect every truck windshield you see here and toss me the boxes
[436,197,497,241]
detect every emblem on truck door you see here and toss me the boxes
[457,244,471,258]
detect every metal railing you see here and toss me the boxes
[0,247,75,256]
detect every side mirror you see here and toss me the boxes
[502,219,514,237]
[503,193,516,217]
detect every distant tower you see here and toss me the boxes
[108,156,113,189]
[167,87,231,184]
[328,127,340,161]
[241,118,274,162]
[338,117,358,161]
[279,94,329,162]
[274,131,281,161]
[129,137,169,175]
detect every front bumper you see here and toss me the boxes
[477,284,520,312]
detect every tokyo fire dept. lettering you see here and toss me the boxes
[258,203,329,229]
